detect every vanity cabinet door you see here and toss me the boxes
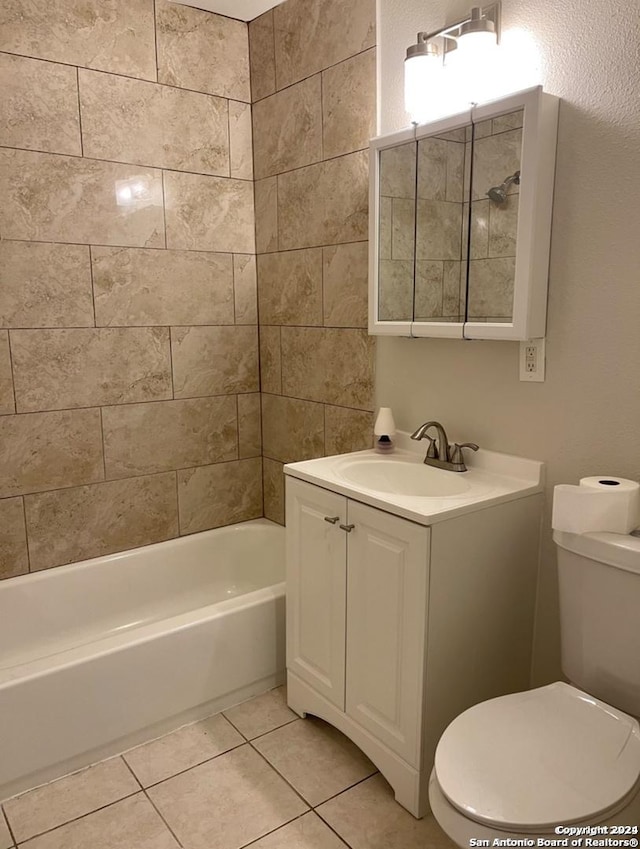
[286,479,347,709]
[345,502,430,766]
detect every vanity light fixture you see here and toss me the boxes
[404,3,501,123]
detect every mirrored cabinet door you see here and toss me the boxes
[467,108,523,326]
[415,125,470,329]
[377,141,416,324]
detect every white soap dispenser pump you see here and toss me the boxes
[374,407,396,454]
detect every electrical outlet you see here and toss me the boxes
[519,338,546,382]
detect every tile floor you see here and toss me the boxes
[0,687,456,849]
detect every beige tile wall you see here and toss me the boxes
[250,0,377,523]
[0,0,262,577]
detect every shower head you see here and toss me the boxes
[486,170,521,204]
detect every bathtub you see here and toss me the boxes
[0,518,285,801]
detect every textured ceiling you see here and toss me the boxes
[170,0,285,22]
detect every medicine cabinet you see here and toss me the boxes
[368,86,559,340]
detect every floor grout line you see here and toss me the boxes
[142,787,184,848]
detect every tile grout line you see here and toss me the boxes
[3,788,142,845]
[0,50,252,106]
[142,787,185,848]
[0,235,368,256]
[0,804,17,848]
[0,385,372,420]
[75,66,84,157]
[0,143,255,185]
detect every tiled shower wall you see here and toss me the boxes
[0,0,262,577]
[249,0,377,522]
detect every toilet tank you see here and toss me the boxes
[554,530,640,718]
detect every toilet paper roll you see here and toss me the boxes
[552,476,640,535]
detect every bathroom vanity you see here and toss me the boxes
[284,439,544,817]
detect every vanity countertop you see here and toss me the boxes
[284,433,545,527]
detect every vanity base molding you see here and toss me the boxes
[288,671,427,817]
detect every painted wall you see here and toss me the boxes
[376,0,640,683]
[0,0,262,576]
[250,0,377,523]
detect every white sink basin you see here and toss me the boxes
[335,458,470,497]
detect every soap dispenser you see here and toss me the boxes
[374,407,396,454]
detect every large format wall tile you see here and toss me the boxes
[253,76,323,180]
[0,53,81,155]
[238,394,262,459]
[178,458,262,534]
[171,326,259,398]
[229,101,254,181]
[259,327,282,395]
[0,409,103,498]
[0,332,15,414]
[277,152,368,250]
[25,474,179,570]
[92,248,234,327]
[324,406,373,456]
[257,250,323,326]
[0,497,29,579]
[322,49,376,160]
[467,258,516,318]
[234,255,258,325]
[249,11,276,102]
[79,70,230,177]
[0,242,94,329]
[11,328,172,412]
[103,397,238,479]
[262,394,324,463]
[156,0,250,102]
[281,327,374,410]
[0,150,165,248]
[255,177,279,254]
[164,171,255,253]
[263,458,285,525]
[323,242,369,328]
[0,0,156,81]
[273,0,375,89]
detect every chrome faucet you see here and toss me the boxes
[410,421,479,472]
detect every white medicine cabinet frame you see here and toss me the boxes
[369,86,559,341]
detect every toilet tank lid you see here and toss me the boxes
[554,529,640,575]
[435,682,640,830]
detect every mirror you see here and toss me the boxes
[378,141,416,322]
[467,109,523,324]
[369,87,559,341]
[415,125,469,323]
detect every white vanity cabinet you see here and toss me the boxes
[285,470,543,818]
[287,480,429,766]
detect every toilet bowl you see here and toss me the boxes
[429,683,640,843]
[430,526,640,842]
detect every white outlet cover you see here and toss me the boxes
[169,0,285,21]
[519,338,546,383]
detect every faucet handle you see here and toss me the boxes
[450,442,479,469]
[425,436,438,459]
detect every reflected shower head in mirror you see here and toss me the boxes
[487,170,521,203]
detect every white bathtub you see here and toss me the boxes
[0,518,285,801]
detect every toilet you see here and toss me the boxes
[430,528,640,839]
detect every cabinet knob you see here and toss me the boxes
[324,516,340,524]
[339,523,355,533]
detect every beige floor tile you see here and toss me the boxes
[249,812,348,849]
[124,713,244,787]
[0,811,13,849]
[317,774,457,849]
[252,717,376,807]
[4,757,139,843]
[223,686,297,740]
[20,793,179,849]
[147,744,308,849]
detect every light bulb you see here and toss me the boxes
[404,51,442,124]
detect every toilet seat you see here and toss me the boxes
[434,682,640,830]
